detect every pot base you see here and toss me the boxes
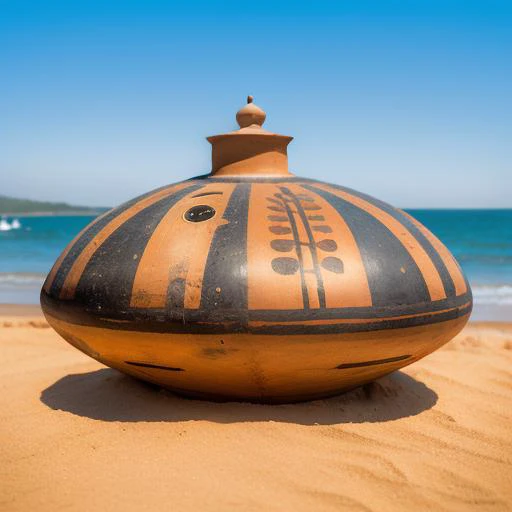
[44,312,469,404]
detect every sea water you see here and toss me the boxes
[0,210,510,320]
[411,209,512,320]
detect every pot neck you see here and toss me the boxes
[206,96,294,178]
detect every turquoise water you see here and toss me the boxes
[0,215,95,304]
[410,209,512,287]
[1,210,511,319]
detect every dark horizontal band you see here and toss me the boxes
[41,290,471,335]
[188,174,309,183]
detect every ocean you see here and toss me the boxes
[1,210,511,320]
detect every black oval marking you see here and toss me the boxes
[191,191,223,198]
[321,257,344,274]
[335,354,411,369]
[267,205,286,212]
[184,205,216,222]
[267,215,288,222]
[272,257,299,275]
[317,239,338,252]
[269,226,292,235]
[313,225,333,233]
[271,239,295,252]
[308,215,325,221]
[126,361,185,371]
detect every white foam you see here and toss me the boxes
[0,273,46,287]
[0,217,12,231]
[0,217,22,231]
[472,285,512,306]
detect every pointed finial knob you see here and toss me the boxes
[236,95,266,128]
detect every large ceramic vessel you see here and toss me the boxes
[41,97,472,403]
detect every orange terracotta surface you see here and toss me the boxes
[40,97,472,402]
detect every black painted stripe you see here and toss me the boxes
[199,183,251,328]
[48,182,187,298]
[280,186,326,308]
[313,182,457,298]
[73,184,202,313]
[306,185,431,307]
[249,303,471,334]
[335,354,411,369]
[191,174,309,183]
[42,286,471,323]
[275,191,310,309]
[41,288,471,324]
[126,361,184,371]
[246,293,471,320]
[41,291,471,335]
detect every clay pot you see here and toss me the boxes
[41,96,472,403]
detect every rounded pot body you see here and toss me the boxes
[41,175,471,403]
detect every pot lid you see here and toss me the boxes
[207,96,293,177]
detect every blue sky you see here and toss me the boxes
[1,0,510,208]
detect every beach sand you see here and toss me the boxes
[1,305,511,511]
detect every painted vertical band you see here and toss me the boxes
[45,184,179,296]
[306,184,431,307]
[311,183,447,302]
[73,185,202,311]
[200,183,251,326]
[399,209,467,296]
[58,182,193,300]
[326,183,458,298]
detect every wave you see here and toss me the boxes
[0,217,22,231]
[472,285,512,306]
[0,273,46,287]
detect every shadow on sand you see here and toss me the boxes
[40,368,437,424]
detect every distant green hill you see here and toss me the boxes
[0,195,109,215]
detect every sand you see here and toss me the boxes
[1,305,511,511]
